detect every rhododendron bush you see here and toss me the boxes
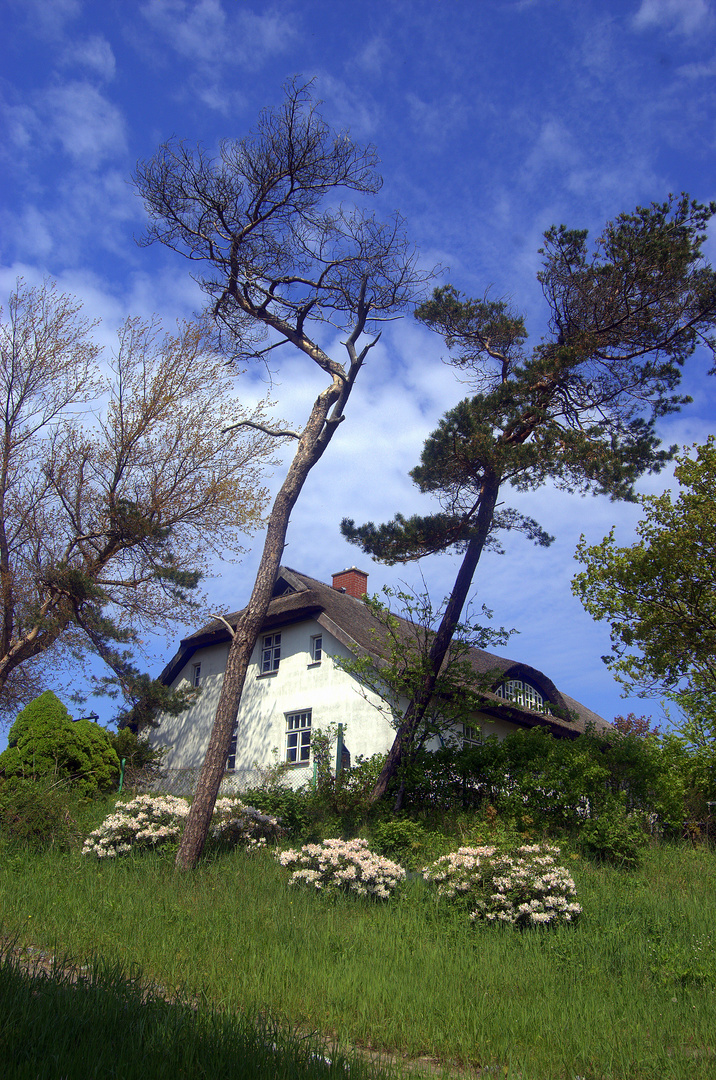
[277,838,405,898]
[210,798,283,849]
[423,843,581,927]
[83,795,281,858]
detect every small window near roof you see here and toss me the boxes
[192,663,201,688]
[285,709,311,764]
[310,634,322,664]
[260,632,281,674]
[495,679,549,714]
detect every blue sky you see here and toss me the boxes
[2,0,716,737]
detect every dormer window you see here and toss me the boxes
[495,679,550,714]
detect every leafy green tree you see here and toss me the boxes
[0,281,274,724]
[343,195,716,802]
[573,437,716,751]
[0,690,119,797]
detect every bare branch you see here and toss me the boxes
[221,419,301,439]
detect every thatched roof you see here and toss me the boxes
[161,566,610,738]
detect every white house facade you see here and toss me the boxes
[150,566,609,791]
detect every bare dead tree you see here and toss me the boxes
[134,79,427,868]
[0,280,274,720]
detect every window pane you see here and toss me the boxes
[262,633,281,673]
[285,710,311,763]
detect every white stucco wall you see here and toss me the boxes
[150,616,531,792]
[151,617,397,783]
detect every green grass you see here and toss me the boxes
[1,838,715,1079]
[0,947,400,1079]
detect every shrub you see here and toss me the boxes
[109,727,165,773]
[276,838,406,898]
[0,691,119,798]
[371,819,427,869]
[209,798,285,851]
[83,794,285,858]
[238,784,313,838]
[82,794,189,857]
[578,803,648,869]
[0,775,81,850]
[422,843,582,927]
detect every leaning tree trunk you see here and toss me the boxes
[175,293,378,870]
[175,382,343,870]
[369,478,501,806]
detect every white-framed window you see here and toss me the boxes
[192,663,201,688]
[462,723,482,747]
[310,634,322,664]
[226,719,238,771]
[495,679,549,714]
[260,632,281,674]
[285,709,311,764]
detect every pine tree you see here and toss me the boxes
[343,195,716,802]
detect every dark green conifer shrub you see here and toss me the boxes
[0,691,119,798]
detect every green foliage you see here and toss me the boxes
[0,775,81,850]
[371,818,428,869]
[390,724,690,838]
[108,727,164,772]
[578,800,649,869]
[573,439,716,726]
[0,691,119,797]
[238,783,315,839]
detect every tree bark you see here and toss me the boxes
[175,311,376,870]
[368,476,501,805]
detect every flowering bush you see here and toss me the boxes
[422,843,581,927]
[83,795,283,858]
[276,837,405,898]
[82,794,189,858]
[210,797,284,850]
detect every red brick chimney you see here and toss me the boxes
[332,566,368,598]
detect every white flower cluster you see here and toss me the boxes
[423,843,581,927]
[83,795,283,858]
[277,837,406,898]
[82,794,190,858]
[210,797,284,849]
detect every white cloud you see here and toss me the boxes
[310,74,381,139]
[354,36,391,78]
[11,0,81,40]
[405,92,468,150]
[62,34,117,81]
[632,0,713,36]
[523,117,581,175]
[140,0,297,71]
[1,100,41,154]
[43,81,127,167]
[677,51,716,76]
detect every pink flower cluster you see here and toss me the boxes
[277,837,405,898]
[423,843,581,927]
